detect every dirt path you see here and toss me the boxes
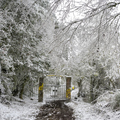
[35,100,75,120]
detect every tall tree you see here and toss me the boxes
[0,0,55,100]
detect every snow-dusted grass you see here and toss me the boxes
[65,89,120,120]
[0,96,44,120]
[1,90,120,120]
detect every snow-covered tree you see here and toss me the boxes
[49,0,120,102]
[0,0,55,100]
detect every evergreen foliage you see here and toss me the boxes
[0,0,54,100]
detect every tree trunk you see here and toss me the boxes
[77,79,82,97]
[19,76,28,99]
[90,76,95,102]
[19,83,24,99]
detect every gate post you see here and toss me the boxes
[38,77,44,102]
[66,77,71,101]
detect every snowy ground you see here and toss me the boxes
[66,89,120,120]
[0,90,120,120]
[0,96,44,120]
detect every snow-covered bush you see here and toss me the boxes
[96,90,120,110]
[113,93,120,109]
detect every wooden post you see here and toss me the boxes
[0,63,1,96]
[66,77,71,101]
[38,77,44,102]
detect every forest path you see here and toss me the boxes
[35,100,75,120]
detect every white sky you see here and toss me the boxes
[54,0,86,24]
[53,0,120,24]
